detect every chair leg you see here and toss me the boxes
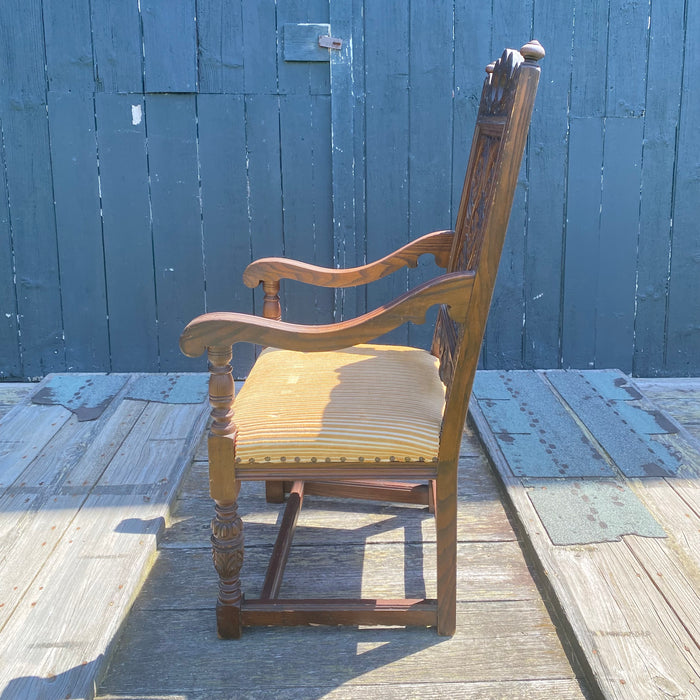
[428,479,437,514]
[211,486,244,639]
[265,481,286,503]
[435,472,457,636]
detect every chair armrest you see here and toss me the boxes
[180,270,473,357]
[242,230,454,289]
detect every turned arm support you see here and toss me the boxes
[180,270,474,357]
[242,230,454,290]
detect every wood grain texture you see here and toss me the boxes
[364,1,410,347]
[665,0,700,375]
[561,117,604,368]
[48,92,109,371]
[0,0,46,100]
[0,403,72,492]
[162,457,517,550]
[245,94,284,319]
[407,0,454,353]
[632,0,686,376]
[242,0,278,94]
[197,0,244,93]
[0,134,20,378]
[329,0,363,321]
[606,0,649,118]
[278,92,334,325]
[0,394,145,632]
[181,271,475,357]
[483,0,532,369]
[280,22,331,65]
[141,0,197,92]
[524,0,574,368]
[243,231,454,288]
[96,94,158,372]
[0,374,208,700]
[1,100,65,377]
[43,0,94,93]
[197,94,255,375]
[91,0,143,92]
[471,376,700,699]
[99,606,576,692]
[97,422,584,696]
[569,0,608,118]
[451,1,492,218]
[595,117,644,372]
[146,95,204,371]
[0,1,698,377]
[97,680,589,700]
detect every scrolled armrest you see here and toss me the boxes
[242,230,454,289]
[180,270,473,357]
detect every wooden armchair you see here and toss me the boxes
[180,40,544,638]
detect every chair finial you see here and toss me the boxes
[485,61,496,74]
[520,39,545,63]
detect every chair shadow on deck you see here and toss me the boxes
[99,373,533,697]
[97,489,472,697]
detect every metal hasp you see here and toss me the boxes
[318,35,342,50]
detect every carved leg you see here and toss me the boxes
[212,486,244,639]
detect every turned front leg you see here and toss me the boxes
[212,491,244,639]
[207,345,244,638]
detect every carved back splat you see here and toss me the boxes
[432,40,544,462]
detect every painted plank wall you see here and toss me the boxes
[0,0,697,379]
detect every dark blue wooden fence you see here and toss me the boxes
[0,0,698,379]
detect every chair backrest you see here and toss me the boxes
[432,40,544,463]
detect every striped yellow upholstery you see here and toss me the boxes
[232,344,445,465]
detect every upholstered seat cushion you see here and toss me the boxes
[231,344,446,465]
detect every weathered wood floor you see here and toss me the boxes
[0,375,208,700]
[96,393,589,698]
[3,373,698,699]
[471,372,700,699]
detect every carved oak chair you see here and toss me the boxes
[180,40,544,638]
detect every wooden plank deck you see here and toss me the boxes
[95,392,589,698]
[470,372,700,699]
[3,372,698,699]
[0,375,208,700]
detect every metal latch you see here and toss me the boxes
[318,35,342,50]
